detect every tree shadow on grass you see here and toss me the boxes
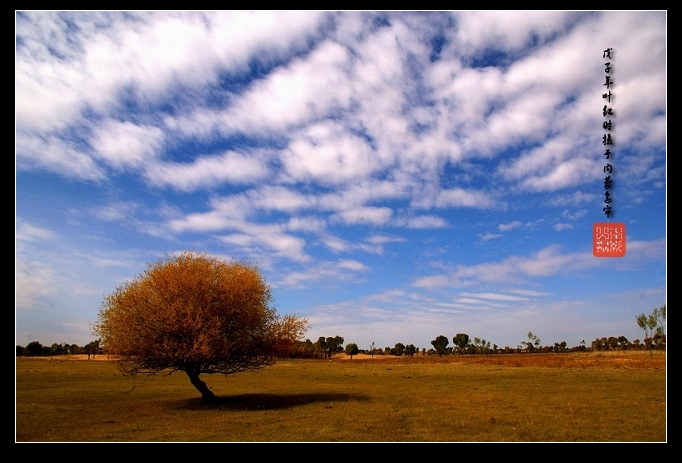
[173,392,371,411]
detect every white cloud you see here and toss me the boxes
[146,150,270,191]
[16,133,106,181]
[16,220,56,242]
[364,289,409,303]
[367,235,404,246]
[452,11,578,55]
[320,234,354,254]
[458,292,529,302]
[498,221,522,232]
[508,289,551,297]
[213,40,354,137]
[282,121,381,185]
[480,232,502,242]
[412,274,449,289]
[248,187,317,213]
[338,259,368,271]
[91,202,139,222]
[551,191,600,207]
[394,215,449,229]
[360,235,406,255]
[508,245,590,278]
[91,120,165,170]
[409,241,663,289]
[562,209,588,220]
[16,11,327,179]
[498,134,596,193]
[624,238,666,261]
[169,208,242,233]
[15,258,58,308]
[330,206,394,226]
[276,258,368,288]
[423,187,498,209]
[286,216,327,233]
[218,223,310,263]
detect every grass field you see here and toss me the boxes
[16,351,666,442]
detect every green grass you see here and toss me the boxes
[16,353,666,442]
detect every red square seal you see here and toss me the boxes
[593,222,626,257]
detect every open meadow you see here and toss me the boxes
[16,351,666,442]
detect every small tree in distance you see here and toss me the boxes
[345,343,359,359]
[523,332,541,353]
[26,341,43,357]
[431,335,449,356]
[453,333,470,355]
[404,344,416,357]
[93,250,308,402]
[84,339,100,359]
[393,342,405,356]
[326,335,345,358]
[636,304,666,356]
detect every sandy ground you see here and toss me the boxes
[17,354,113,361]
[335,353,404,360]
[19,353,400,362]
[22,353,415,361]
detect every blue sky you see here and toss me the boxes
[16,11,666,351]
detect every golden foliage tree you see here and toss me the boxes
[94,250,307,401]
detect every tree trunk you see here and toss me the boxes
[185,370,216,402]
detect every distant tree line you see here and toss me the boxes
[16,340,102,358]
[17,305,665,359]
[286,335,345,359]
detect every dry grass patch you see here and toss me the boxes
[16,351,665,442]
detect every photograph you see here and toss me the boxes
[16,10,666,442]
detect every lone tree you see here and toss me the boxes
[93,250,308,402]
[345,342,359,359]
